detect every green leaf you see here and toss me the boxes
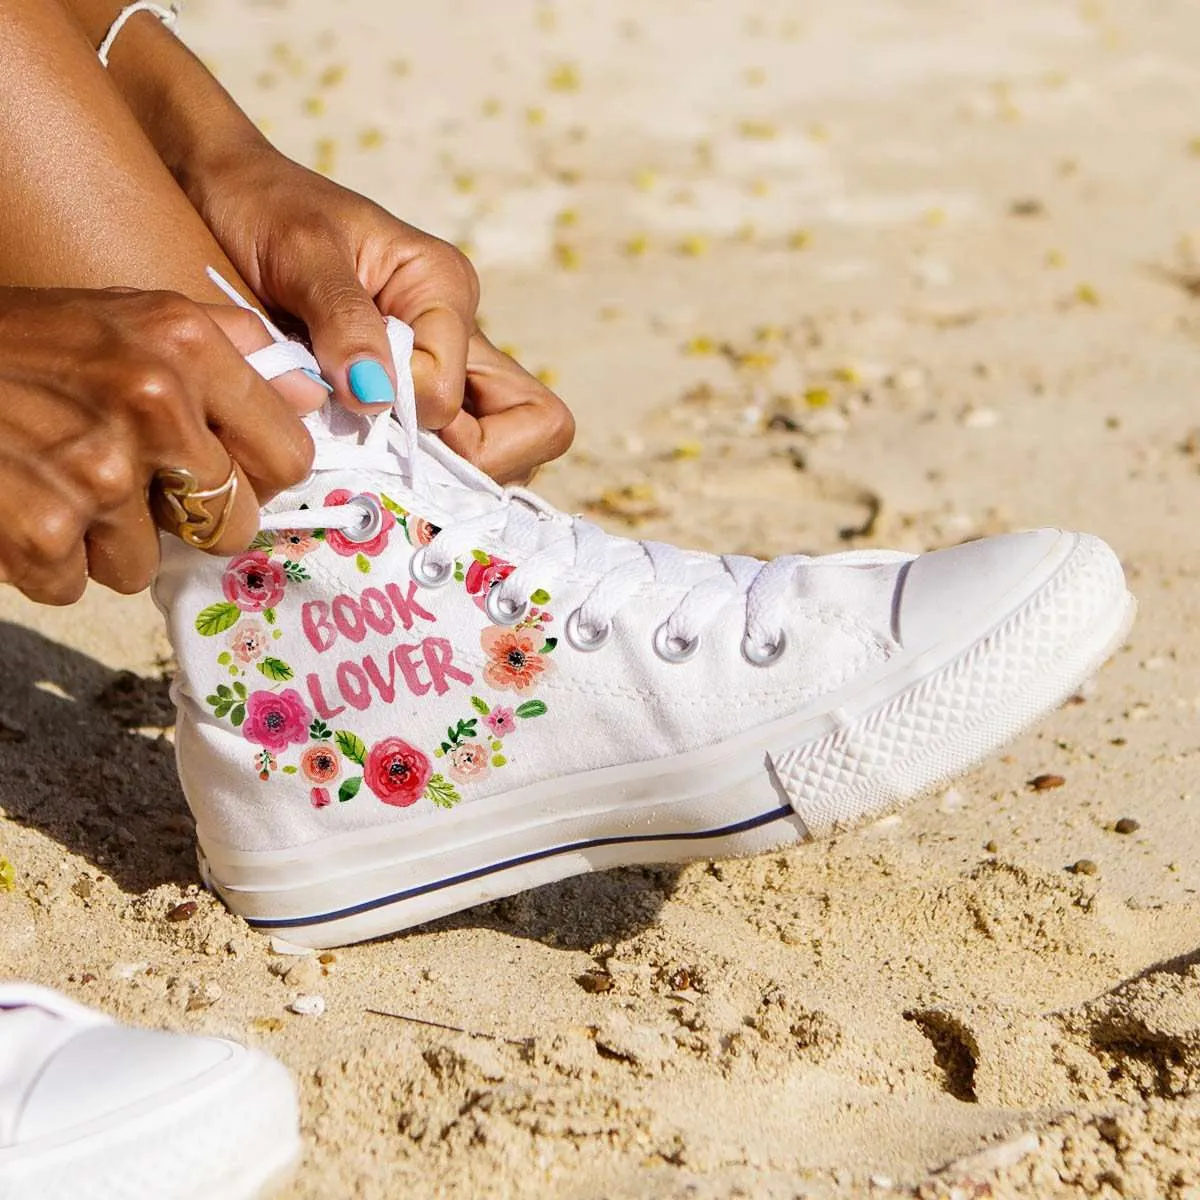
[425,774,461,810]
[257,657,294,683]
[263,608,277,625]
[233,681,247,699]
[272,629,283,640]
[446,724,461,747]
[379,493,408,518]
[453,566,465,582]
[195,602,240,637]
[283,561,310,582]
[230,703,246,727]
[470,548,491,565]
[516,700,547,719]
[491,753,507,768]
[309,719,332,741]
[338,776,363,803]
[540,638,558,654]
[213,703,231,719]
[530,588,551,605]
[217,651,232,665]
[334,731,367,766]
[469,696,491,716]
[282,765,298,775]
[490,739,502,752]
[434,746,444,757]
[228,665,239,676]
[356,553,371,574]
[249,530,275,551]
[205,694,222,707]
[439,742,450,754]
[216,684,233,698]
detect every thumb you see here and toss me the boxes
[275,265,398,414]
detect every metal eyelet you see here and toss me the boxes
[409,546,453,588]
[653,623,701,663]
[565,609,612,652]
[485,586,528,626]
[741,630,787,667]
[337,494,384,544]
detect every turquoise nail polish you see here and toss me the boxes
[302,368,334,393]
[348,359,395,406]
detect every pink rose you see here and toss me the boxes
[273,529,320,559]
[447,742,490,784]
[310,787,331,809]
[222,551,286,612]
[364,737,431,807]
[323,489,395,558]
[464,555,514,611]
[242,688,311,753]
[228,619,269,665]
[485,707,516,737]
[300,743,340,784]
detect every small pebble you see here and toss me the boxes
[284,959,322,990]
[288,994,326,1017]
[1029,773,1066,791]
[1070,859,1099,876]
[166,900,199,923]
[1114,818,1140,834]
[576,970,613,994]
[984,840,998,854]
[668,967,693,991]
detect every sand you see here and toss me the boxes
[2,0,1200,1195]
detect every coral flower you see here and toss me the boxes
[480,626,546,693]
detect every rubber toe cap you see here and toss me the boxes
[896,529,1075,653]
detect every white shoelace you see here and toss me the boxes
[218,269,907,666]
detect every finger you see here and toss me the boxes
[266,260,399,415]
[203,304,332,416]
[407,305,469,431]
[143,298,315,502]
[0,453,89,606]
[85,494,162,595]
[148,444,262,559]
[438,334,575,483]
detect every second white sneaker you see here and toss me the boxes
[154,316,1135,948]
[0,984,300,1200]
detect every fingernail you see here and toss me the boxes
[348,359,395,406]
[302,368,334,393]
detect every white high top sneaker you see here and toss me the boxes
[0,985,300,1200]
[155,314,1135,949]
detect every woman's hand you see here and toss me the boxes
[0,286,316,605]
[188,146,575,484]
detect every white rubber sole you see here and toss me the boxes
[0,1046,300,1200]
[198,532,1134,949]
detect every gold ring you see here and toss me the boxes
[150,464,239,551]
